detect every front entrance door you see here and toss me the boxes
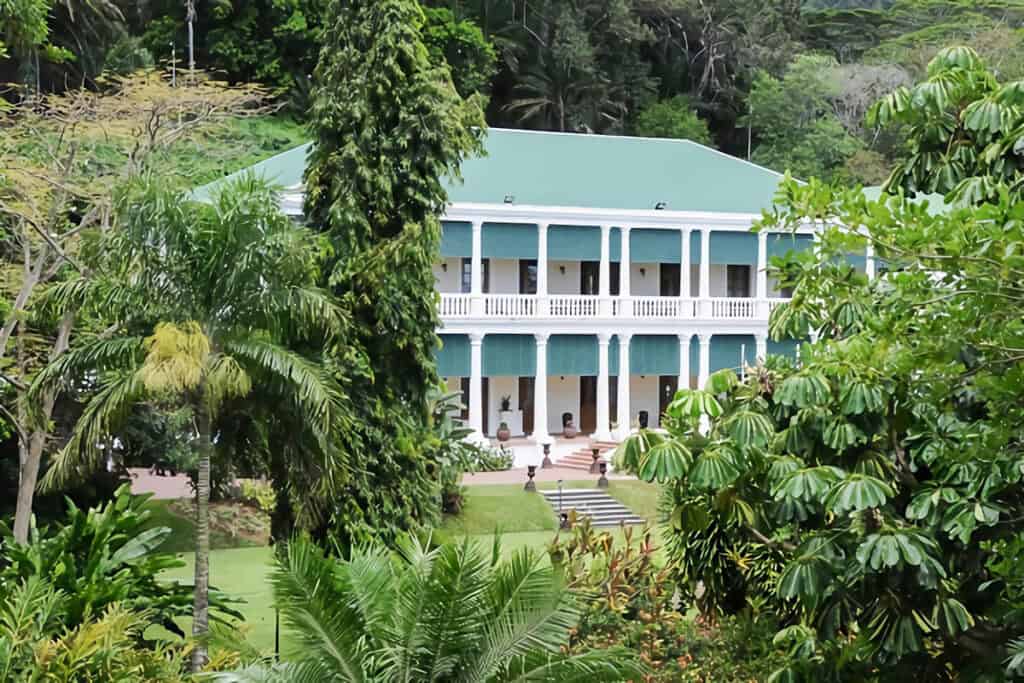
[659,375,678,426]
[579,376,597,434]
[518,376,534,435]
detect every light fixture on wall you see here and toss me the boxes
[560,376,565,381]
[504,193,515,204]
[441,263,447,272]
[654,201,667,210]
[639,267,646,278]
[559,265,566,275]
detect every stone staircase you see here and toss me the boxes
[540,488,645,527]
[554,439,620,472]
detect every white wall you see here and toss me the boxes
[547,260,581,294]
[629,262,659,295]
[708,264,728,297]
[490,259,518,294]
[486,375,522,436]
[629,374,661,429]
[432,257,463,293]
[547,375,580,434]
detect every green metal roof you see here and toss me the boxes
[193,128,788,213]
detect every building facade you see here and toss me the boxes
[198,128,877,443]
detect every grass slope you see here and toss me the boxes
[149,478,663,654]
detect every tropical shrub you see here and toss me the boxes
[475,444,515,472]
[0,576,190,682]
[212,535,645,681]
[551,519,782,681]
[0,485,240,636]
[239,480,276,515]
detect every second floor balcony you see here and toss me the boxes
[438,293,789,321]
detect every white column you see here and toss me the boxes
[599,224,611,317]
[810,329,820,344]
[537,222,549,316]
[680,228,691,300]
[699,227,711,316]
[616,333,632,438]
[757,232,768,319]
[470,220,483,316]
[755,332,768,362]
[619,227,631,317]
[698,333,712,390]
[468,332,485,439]
[532,332,550,443]
[678,333,692,391]
[595,332,612,441]
[865,241,876,280]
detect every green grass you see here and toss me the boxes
[151,478,664,654]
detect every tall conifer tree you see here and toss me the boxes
[304,0,485,544]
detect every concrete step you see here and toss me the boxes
[539,489,645,527]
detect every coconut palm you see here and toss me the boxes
[213,535,646,682]
[29,175,349,670]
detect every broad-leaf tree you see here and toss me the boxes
[213,535,646,682]
[303,0,485,547]
[29,176,347,670]
[619,47,1024,679]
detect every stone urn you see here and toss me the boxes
[563,420,578,439]
[496,422,511,442]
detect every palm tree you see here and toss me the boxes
[213,535,646,682]
[30,175,348,670]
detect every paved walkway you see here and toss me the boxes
[128,467,194,499]
[130,436,633,497]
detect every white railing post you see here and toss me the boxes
[680,226,692,317]
[757,230,770,319]
[470,220,484,317]
[620,226,632,318]
[698,333,712,391]
[616,332,632,439]
[599,224,612,317]
[537,222,549,317]
[469,332,485,439]
[532,333,550,443]
[699,227,712,318]
[595,332,612,441]
[678,333,692,391]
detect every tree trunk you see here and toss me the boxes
[190,403,213,672]
[12,313,74,544]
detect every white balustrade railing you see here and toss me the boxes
[438,294,788,320]
[548,294,600,318]
[438,293,472,317]
[710,297,757,319]
[483,293,536,317]
[632,296,686,318]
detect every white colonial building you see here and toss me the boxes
[198,129,877,444]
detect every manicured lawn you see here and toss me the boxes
[149,477,665,654]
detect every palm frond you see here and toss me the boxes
[269,537,369,682]
[40,369,145,491]
[222,337,347,445]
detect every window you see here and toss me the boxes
[727,265,751,297]
[519,259,537,294]
[460,258,490,293]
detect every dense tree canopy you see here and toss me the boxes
[302,0,485,548]
[618,47,1024,680]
